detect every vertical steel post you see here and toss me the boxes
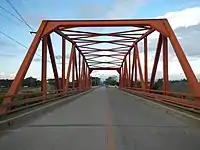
[81,59,86,90]
[163,35,169,95]
[74,49,79,90]
[72,52,75,91]
[121,64,123,88]
[78,52,81,91]
[119,65,123,88]
[144,37,148,89]
[123,63,125,88]
[88,67,91,89]
[84,60,86,90]
[84,60,86,89]
[134,50,137,88]
[86,64,89,89]
[62,38,66,89]
[128,51,131,87]
[131,49,135,87]
[41,36,47,100]
[119,70,121,88]
[86,67,88,89]
[124,59,128,87]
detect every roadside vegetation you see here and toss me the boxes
[0,76,101,104]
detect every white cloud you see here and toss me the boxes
[146,7,200,80]
[57,6,200,80]
[157,7,200,29]
[9,73,16,79]
[0,72,16,79]
[135,51,200,81]
[148,7,200,40]
[147,7,200,61]
[175,23,200,57]
[91,70,118,80]
[0,72,5,78]
[21,4,200,80]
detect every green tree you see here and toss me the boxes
[22,77,38,87]
[104,76,118,86]
[153,78,163,90]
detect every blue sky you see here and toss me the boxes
[0,0,200,80]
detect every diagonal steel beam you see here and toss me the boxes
[121,29,155,67]
[55,30,90,68]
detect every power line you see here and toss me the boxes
[0,5,24,24]
[0,11,21,27]
[4,0,34,31]
[0,30,29,49]
[3,0,62,66]
[0,5,33,33]
[0,30,40,56]
[0,1,62,71]
[0,30,61,70]
[0,5,34,35]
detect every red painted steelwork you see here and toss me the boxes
[1,19,199,114]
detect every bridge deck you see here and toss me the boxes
[0,87,200,150]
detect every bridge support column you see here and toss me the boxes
[72,53,75,91]
[41,36,47,101]
[134,49,138,88]
[74,48,79,91]
[128,51,131,87]
[61,38,66,89]
[78,52,81,91]
[124,59,128,87]
[79,58,87,91]
[162,35,169,95]
[131,49,135,87]
[144,37,148,89]
[2,19,200,116]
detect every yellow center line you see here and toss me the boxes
[106,108,116,150]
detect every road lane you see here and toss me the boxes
[0,88,109,150]
[0,87,200,150]
[107,88,200,150]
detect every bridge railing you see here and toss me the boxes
[0,87,91,116]
[123,87,200,112]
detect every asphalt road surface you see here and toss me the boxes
[0,87,200,150]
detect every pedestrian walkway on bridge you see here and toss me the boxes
[1,87,200,150]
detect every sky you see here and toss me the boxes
[0,0,200,81]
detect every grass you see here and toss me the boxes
[0,89,41,103]
[0,93,6,103]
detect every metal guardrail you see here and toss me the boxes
[122,87,200,113]
[0,88,89,116]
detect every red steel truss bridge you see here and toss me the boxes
[0,19,200,150]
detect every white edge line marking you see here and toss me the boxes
[122,90,200,122]
[0,91,90,125]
